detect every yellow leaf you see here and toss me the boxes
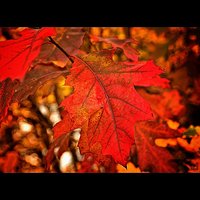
[117,162,141,173]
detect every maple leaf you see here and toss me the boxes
[90,35,139,61]
[134,121,182,172]
[53,50,169,166]
[0,27,56,81]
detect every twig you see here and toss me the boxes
[48,36,74,63]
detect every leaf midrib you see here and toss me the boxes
[75,56,123,158]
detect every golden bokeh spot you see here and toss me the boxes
[155,138,177,148]
[167,119,180,130]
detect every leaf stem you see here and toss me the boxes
[48,36,74,63]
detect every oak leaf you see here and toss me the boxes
[90,35,139,61]
[134,121,181,172]
[0,27,56,81]
[12,63,69,103]
[53,50,169,166]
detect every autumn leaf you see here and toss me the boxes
[137,89,186,120]
[53,50,169,166]
[116,162,141,173]
[46,110,75,171]
[12,63,69,103]
[0,27,56,81]
[0,63,68,127]
[90,35,139,61]
[134,121,182,172]
[34,27,85,68]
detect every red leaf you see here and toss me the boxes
[90,35,139,61]
[137,89,186,120]
[125,60,170,88]
[0,27,56,81]
[134,121,181,172]
[53,50,169,166]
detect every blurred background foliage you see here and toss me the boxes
[0,27,200,173]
